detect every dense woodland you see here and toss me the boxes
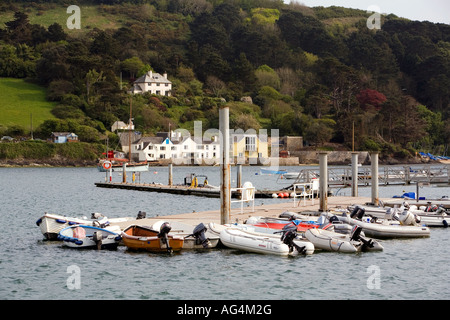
[0,0,449,160]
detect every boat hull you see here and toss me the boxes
[305,228,383,253]
[58,225,121,250]
[340,216,430,239]
[36,213,113,240]
[121,225,184,252]
[219,228,314,256]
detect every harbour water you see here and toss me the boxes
[1,165,449,300]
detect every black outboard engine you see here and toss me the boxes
[157,222,173,253]
[136,211,146,219]
[280,224,306,254]
[350,206,365,220]
[186,223,210,248]
[350,225,374,250]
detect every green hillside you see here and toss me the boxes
[0,78,56,132]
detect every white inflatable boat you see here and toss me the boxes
[210,223,314,256]
[338,214,430,239]
[305,226,383,253]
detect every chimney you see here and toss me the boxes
[163,72,167,79]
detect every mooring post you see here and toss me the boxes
[168,163,173,186]
[220,106,231,224]
[237,164,242,189]
[370,151,379,205]
[122,162,127,183]
[351,152,359,197]
[318,151,328,212]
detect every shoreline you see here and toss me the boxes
[0,158,445,168]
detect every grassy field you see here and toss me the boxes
[0,4,132,37]
[0,78,56,132]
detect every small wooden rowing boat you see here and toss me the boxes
[58,225,122,250]
[121,223,184,253]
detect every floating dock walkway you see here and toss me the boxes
[95,182,281,198]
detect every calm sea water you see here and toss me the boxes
[0,165,449,300]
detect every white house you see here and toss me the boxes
[111,121,134,132]
[129,71,172,96]
[131,131,220,164]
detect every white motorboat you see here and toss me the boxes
[305,226,383,253]
[212,223,314,256]
[36,212,131,240]
[58,225,122,250]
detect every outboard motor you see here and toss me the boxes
[280,224,306,254]
[157,222,173,253]
[186,223,210,248]
[91,212,103,219]
[92,231,103,250]
[350,206,365,220]
[350,225,374,250]
[136,211,146,219]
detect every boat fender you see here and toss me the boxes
[75,240,83,245]
[115,235,122,241]
[68,221,78,226]
[36,218,42,226]
[443,220,448,228]
[56,219,67,224]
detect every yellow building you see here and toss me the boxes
[230,133,268,164]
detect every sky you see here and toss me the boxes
[293,0,450,24]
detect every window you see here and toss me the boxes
[184,145,188,150]
[171,146,176,150]
[245,136,256,151]
[160,146,166,151]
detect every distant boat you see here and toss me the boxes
[259,167,287,175]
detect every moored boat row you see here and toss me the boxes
[36,200,446,256]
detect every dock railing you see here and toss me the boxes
[231,186,255,214]
[293,181,319,207]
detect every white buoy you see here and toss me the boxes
[272,193,278,198]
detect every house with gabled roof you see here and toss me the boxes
[129,71,172,96]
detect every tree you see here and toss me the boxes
[356,89,387,111]
[85,69,105,104]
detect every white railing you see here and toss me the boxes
[293,179,319,207]
[231,185,255,214]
